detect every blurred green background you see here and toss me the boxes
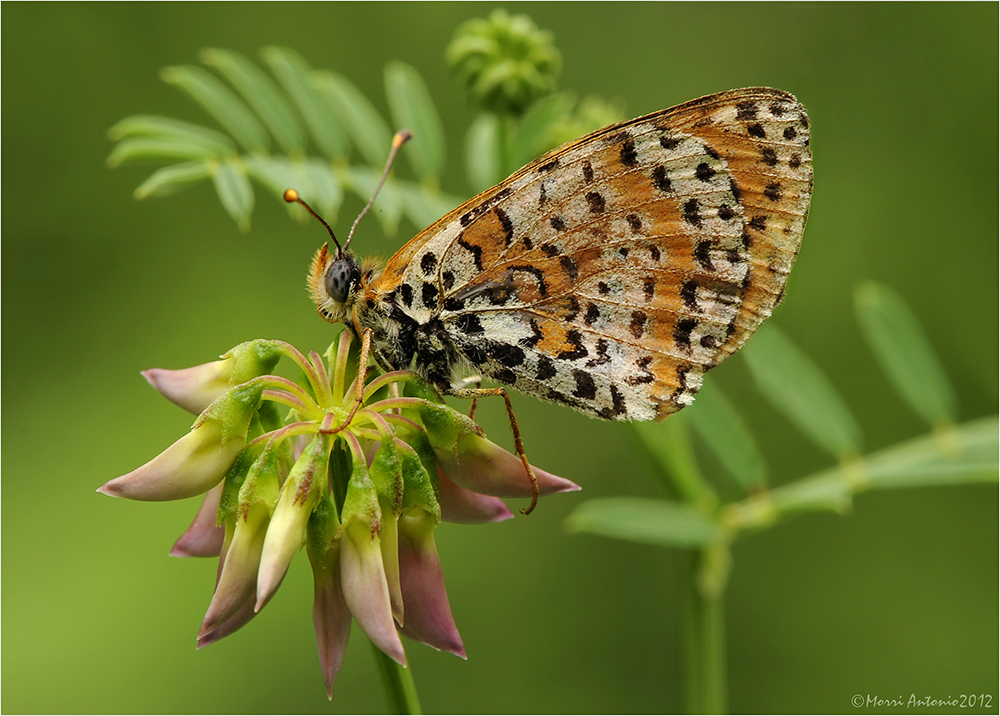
[3,3,997,713]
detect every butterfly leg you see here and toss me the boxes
[467,380,483,421]
[331,327,373,433]
[447,385,539,515]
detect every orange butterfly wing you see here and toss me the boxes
[378,87,812,421]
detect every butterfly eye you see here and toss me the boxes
[324,257,358,304]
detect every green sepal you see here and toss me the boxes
[217,441,267,523]
[340,449,381,531]
[402,376,443,404]
[396,434,441,522]
[237,446,283,517]
[196,379,265,444]
[306,492,341,567]
[224,340,283,385]
[402,383,484,453]
[368,439,404,516]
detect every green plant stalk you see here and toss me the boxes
[682,548,727,714]
[371,640,422,714]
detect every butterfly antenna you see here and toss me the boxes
[343,129,413,252]
[283,188,343,256]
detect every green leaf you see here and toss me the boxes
[260,46,350,161]
[212,160,254,231]
[384,62,445,182]
[687,378,768,491]
[398,183,461,231]
[200,48,305,155]
[243,155,301,202]
[160,65,269,153]
[632,417,717,510]
[108,115,235,155]
[513,91,574,168]
[854,282,956,426]
[566,497,722,548]
[862,415,997,489]
[134,161,212,198]
[313,70,393,169]
[106,138,217,167]
[465,113,503,192]
[743,324,863,459]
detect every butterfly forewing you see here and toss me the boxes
[377,87,812,422]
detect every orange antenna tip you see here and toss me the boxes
[283,188,299,203]
[393,129,413,149]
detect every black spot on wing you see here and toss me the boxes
[459,187,512,226]
[586,339,610,367]
[421,282,439,309]
[457,234,483,271]
[399,283,413,308]
[572,370,597,400]
[652,165,672,192]
[556,330,588,360]
[585,191,606,213]
[495,207,515,246]
[673,317,697,349]
[619,137,638,166]
[625,356,655,385]
[536,354,557,381]
[695,241,715,271]
[519,318,543,348]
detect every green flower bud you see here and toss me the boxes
[447,9,561,115]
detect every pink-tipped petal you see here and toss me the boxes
[340,522,406,666]
[198,571,285,649]
[98,423,241,501]
[170,483,225,557]
[199,503,269,637]
[436,434,580,499]
[397,513,466,658]
[437,471,514,524]
[312,542,352,700]
[255,437,328,609]
[142,359,233,415]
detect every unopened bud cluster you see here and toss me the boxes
[100,329,577,697]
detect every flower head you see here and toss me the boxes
[100,329,578,697]
[447,9,562,115]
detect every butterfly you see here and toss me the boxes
[289,87,812,512]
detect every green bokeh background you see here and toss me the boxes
[4,3,997,713]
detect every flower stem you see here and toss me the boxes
[682,549,728,714]
[370,641,422,714]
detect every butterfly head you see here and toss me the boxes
[307,242,363,323]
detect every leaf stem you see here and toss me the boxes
[371,641,421,714]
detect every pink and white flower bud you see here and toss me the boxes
[397,509,466,658]
[142,358,235,415]
[170,483,225,557]
[98,421,243,501]
[340,518,406,667]
[437,470,514,524]
[197,573,284,649]
[309,539,352,700]
[200,501,270,637]
[435,433,580,499]
[256,434,330,609]
[143,340,283,415]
